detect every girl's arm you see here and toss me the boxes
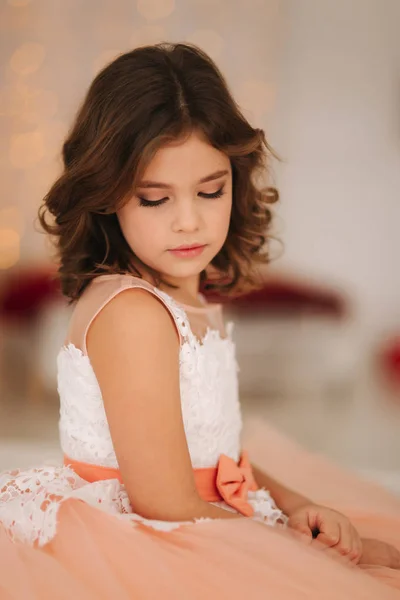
[251,463,311,515]
[87,288,241,523]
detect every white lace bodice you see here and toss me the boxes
[0,275,286,546]
[58,287,242,470]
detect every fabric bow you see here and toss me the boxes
[216,451,258,517]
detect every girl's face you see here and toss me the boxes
[117,129,232,284]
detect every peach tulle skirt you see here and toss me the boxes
[1,418,400,600]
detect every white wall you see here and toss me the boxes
[270,0,400,340]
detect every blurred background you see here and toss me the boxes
[1,0,399,492]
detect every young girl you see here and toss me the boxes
[0,42,399,599]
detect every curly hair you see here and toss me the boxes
[39,42,279,301]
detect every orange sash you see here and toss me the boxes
[64,451,258,517]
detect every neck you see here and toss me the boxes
[158,273,201,304]
[131,260,203,306]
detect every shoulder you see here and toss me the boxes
[80,273,155,305]
[86,282,182,400]
[68,273,186,352]
[93,283,179,336]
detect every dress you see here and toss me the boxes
[0,273,399,599]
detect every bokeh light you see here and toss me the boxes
[0,229,20,270]
[0,207,24,235]
[0,84,30,117]
[9,131,45,168]
[10,43,46,76]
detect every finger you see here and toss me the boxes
[323,543,355,565]
[344,527,363,562]
[311,541,353,566]
[316,519,340,548]
[334,522,353,557]
[291,523,313,538]
[288,516,312,537]
[349,533,363,564]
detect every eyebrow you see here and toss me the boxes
[137,169,229,189]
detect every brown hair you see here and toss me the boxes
[39,42,279,301]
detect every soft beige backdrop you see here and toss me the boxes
[0,0,281,268]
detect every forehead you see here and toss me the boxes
[138,130,231,189]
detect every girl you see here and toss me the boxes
[0,42,399,599]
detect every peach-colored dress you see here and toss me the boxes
[0,273,399,599]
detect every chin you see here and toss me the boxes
[159,258,208,280]
[164,266,204,280]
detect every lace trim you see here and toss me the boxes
[0,466,287,546]
[153,288,192,342]
[248,489,288,526]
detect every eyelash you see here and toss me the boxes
[138,187,225,207]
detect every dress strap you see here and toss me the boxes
[66,274,191,355]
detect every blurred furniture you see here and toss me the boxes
[379,336,400,400]
[0,266,70,403]
[204,276,345,317]
[204,274,360,400]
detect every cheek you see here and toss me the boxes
[208,197,232,237]
[117,206,153,250]
[117,205,163,255]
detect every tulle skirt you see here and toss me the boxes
[1,418,400,599]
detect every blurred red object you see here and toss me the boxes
[0,269,346,322]
[381,337,400,385]
[0,267,61,324]
[202,277,346,317]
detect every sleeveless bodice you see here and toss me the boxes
[0,275,285,547]
[58,276,243,469]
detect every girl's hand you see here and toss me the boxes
[288,503,362,563]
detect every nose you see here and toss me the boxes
[172,197,201,233]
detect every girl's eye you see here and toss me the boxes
[199,187,225,199]
[138,186,225,208]
[138,197,168,207]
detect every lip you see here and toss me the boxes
[168,244,207,258]
[172,243,205,251]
